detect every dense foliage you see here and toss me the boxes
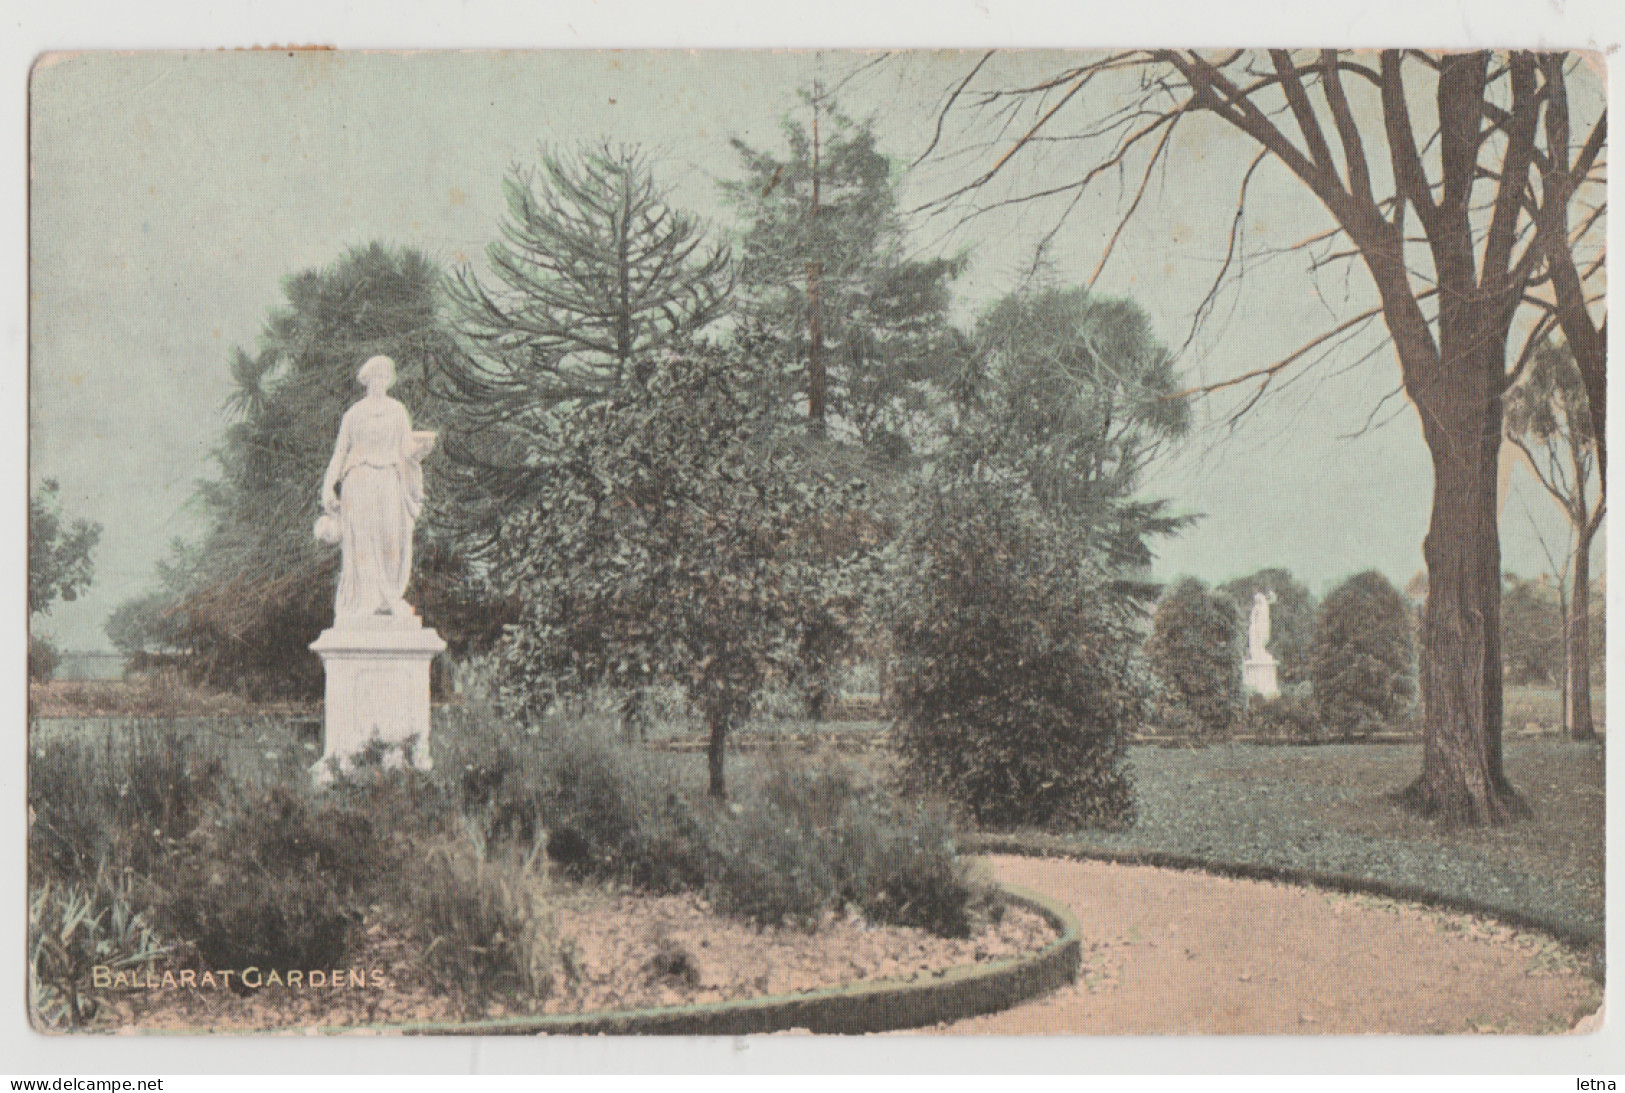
[1311,570,1417,737]
[1145,578,1244,737]
[968,287,1189,521]
[29,478,101,619]
[722,96,969,453]
[487,344,880,798]
[887,474,1147,830]
[29,478,101,681]
[1501,573,1566,687]
[113,244,506,698]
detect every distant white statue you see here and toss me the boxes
[1247,591,1271,661]
[317,355,436,624]
[1243,590,1279,697]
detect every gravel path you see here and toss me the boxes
[926,855,1601,1035]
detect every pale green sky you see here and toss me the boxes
[29,50,1603,650]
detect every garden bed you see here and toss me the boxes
[81,881,1061,1034]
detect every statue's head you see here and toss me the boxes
[358,355,397,393]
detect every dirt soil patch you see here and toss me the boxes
[90,883,1056,1033]
[923,855,1601,1035]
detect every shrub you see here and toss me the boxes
[155,787,392,975]
[1312,570,1417,738]
[1146,578,1244,737]
[28,731,226,884]
[440,714,984,937]
[443,716,711,893]
[1240,688,1325,742]
[403,841,555,1003]
[702,797,840,928]
[28,635,59,682]
[887,482,1145,832]
[28,874,169,1030]
[708,761,980,935]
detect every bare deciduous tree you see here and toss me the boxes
[919,50,1606,823]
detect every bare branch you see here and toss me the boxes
[911,50,995,168]
[1163,293,1432,401]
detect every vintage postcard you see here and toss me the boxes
[25,48,1605,1039]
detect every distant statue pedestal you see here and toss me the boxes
[1243,655,1280,698]
[310,613,446,784]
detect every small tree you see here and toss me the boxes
[887,463,1148,830]
[1218,568,1316,686]
[29,479,100,619]
[1500,574,1565,687]
[29,479,101,682]
[492,343,875,799]
[1145,578,1244,737]
[1312,570,1417,738]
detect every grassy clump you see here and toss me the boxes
[28,730,226,883]
[714,762,980,936]
[407,840,556,1004]
[155,785,393,975]
[29,872,169,1030]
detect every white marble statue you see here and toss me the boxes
[1247,591,1271,661]
[309,355,446,783]
[318,355,436,624]
[1243,590,1280,697]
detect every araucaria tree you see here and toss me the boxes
[923,50,1606,823]
[723,93,968,452]
[447,143,732,416]
[1504,340,1604,739]
[441,144,735,546]
[1312,570,1418,738]
[491,344,877,800]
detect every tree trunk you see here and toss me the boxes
[1566,531,1597,741]
[706,711,730,800]
[806,88,826,429]
[1401,323,1525,824]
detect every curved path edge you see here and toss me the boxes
[963,834,1603,958]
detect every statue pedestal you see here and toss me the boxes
[309,617,446,784]
[1243,656,1280,698]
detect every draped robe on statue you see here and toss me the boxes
[321,396,432,622]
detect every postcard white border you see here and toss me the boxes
[5,0,1622,1077]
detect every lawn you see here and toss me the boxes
[1035,739,1605,948]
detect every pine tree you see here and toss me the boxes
[722,92,968,457]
